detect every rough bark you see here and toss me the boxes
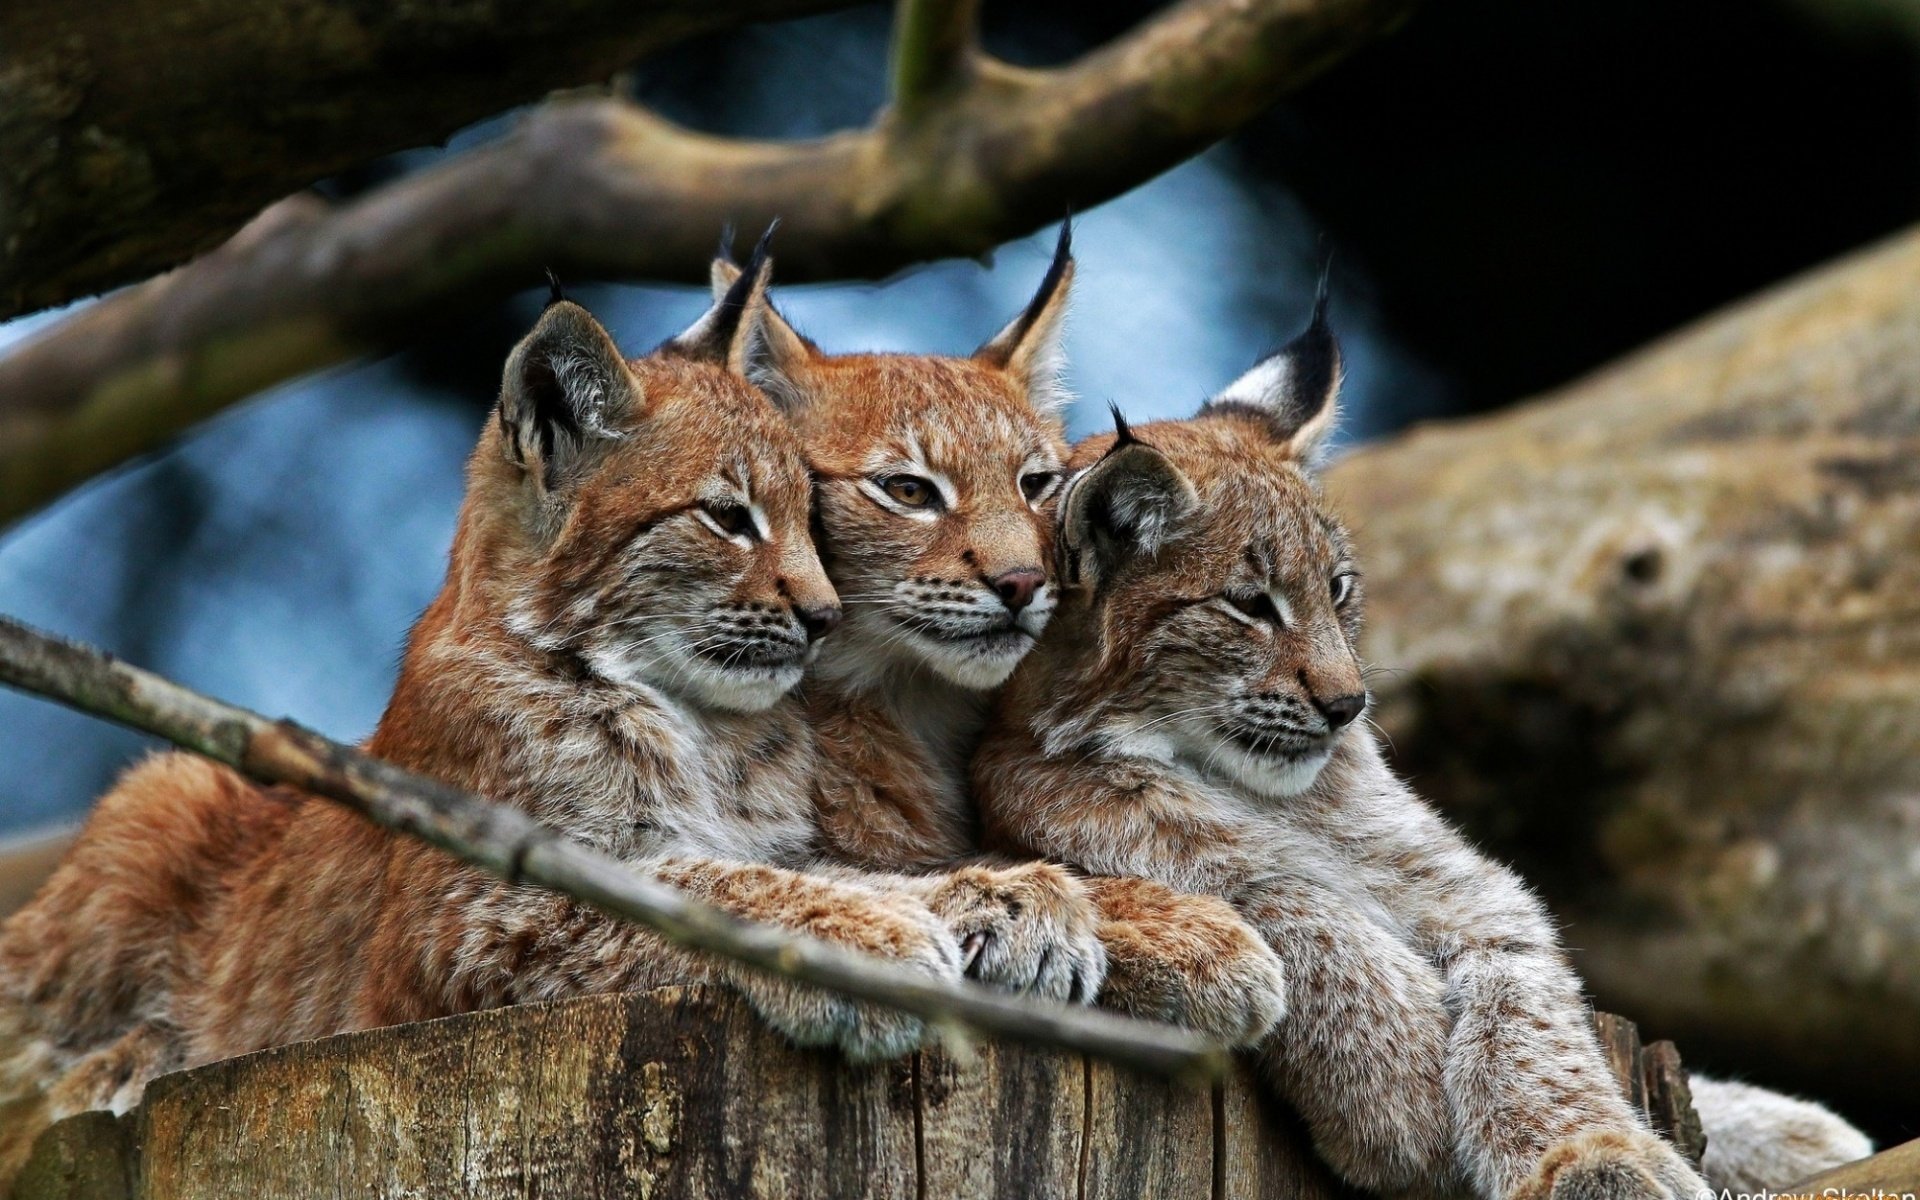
[0,615,1224,1079]
[1326,224,1920,1104]
[15,991,1697,1199]
[0,0,1417,527]
[12,989,1327,1199]
[0,0,863,317]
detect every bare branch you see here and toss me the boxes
[0,0,864,318]
[0,0,1415,527]
[0,614,1229,1081]
[889,0,981,116]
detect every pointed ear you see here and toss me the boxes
[708,234,816,413]
[1199,275,1343,464]
[667,225,778,374]
[709,256,742,301]
[1059,413,1197,589]
[976,220,1074,417]
[499,299,638,491]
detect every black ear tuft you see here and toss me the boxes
[544,268,566,309]
[716,222,740,267]
[1197,270,1344,461]
[711,226,766,332]
[1108,402,1136,447]
[975,219,1076,415]
[669,220,776,365]
[997,218,1072,354]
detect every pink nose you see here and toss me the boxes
[990,568,1045,614]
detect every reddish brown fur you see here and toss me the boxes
[724,250,1287,1026]
[0,292,967,1189]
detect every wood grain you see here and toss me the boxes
[19,988,1350,1199]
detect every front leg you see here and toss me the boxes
[651,859,967,1062]
[1381,815,1706,1198]
[1240,880,1463,1197]
[1442,934,1706,1200]
[822,859,1108,1004]
[1081,875,1287,1048]
[422,856,963,1063]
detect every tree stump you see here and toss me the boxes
[14,987,1346,1200]
[15,993,1704,1199]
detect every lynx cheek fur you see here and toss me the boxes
[712,232,1287,1038]
[973,300,1714,1200]
[0,258,964,1190]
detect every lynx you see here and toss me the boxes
[973,294,1868,1196]
[0,255,965,1190]
[712,228,1289,1043]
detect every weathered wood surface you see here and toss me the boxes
[16,994,1704,1199]
[1589,1013,1705,1169]
[17,987,1355,1200]
[1327,224,1920,1105]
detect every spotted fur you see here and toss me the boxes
[709,232,1285,1026]
[0,275,962,1191]
[974,311,1716,1199]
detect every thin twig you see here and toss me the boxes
[0,614,1229,1082]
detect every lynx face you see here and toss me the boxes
[714,228,1074,692]
[489,264,839,714]
[1045,296,1367,797]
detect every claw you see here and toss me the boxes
[961,930,989,973]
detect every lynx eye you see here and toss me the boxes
[879,474,938,509]
[1020,471,1060,503]
[1330,572,1357,608]
[1224,590,1283,625]
[700,501,755,540]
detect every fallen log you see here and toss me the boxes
[1327,224,1920,1104]
[14,991,1697,1199]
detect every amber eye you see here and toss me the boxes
[1224,591,1283,625]
[1330,572,1357,608]
[702,501,754,539]
[880,475,938,509]
[1020,471,1060,503]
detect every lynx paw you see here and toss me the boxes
[925,863,1107,1004]
[1168,936,1288,1046]
[740,895,963,1063]
[1092,885,1287,1046]
[1514,1129,1709,1200]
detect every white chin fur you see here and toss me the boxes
[679,662,804,712]
[904,629,1031,691]
[585,643,801,713]
[1206,738,1335,798]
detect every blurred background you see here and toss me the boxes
[3,0,1918,1147]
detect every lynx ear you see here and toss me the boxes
[500,300,639,491]
[1059,410,1197,589]
[710,234,817,412]
[976,220,1075,417]
[1199,272,1343,464]
[666,224,781,374]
